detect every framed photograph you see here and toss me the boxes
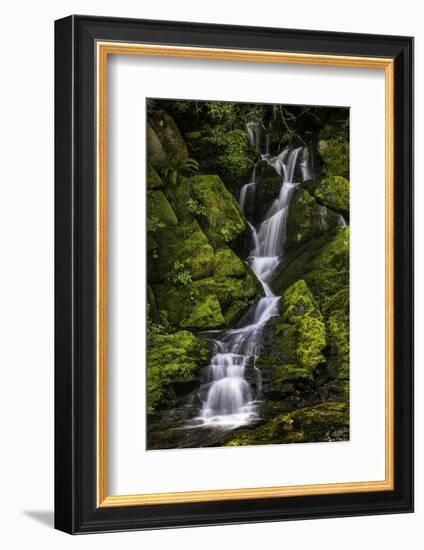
[55,15,414,533]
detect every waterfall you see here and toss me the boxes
[190,125,311,429]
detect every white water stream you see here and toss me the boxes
[192,123,311,428]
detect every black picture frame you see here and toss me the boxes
[55,15,414,534]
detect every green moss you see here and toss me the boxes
[327,310,349,379]
[306,226,349,309]
[147,330,209,414]
[304,176,349,217]
[147,285,159,323]
[147,110,188,168]
[148,220,216,283]
[181,294,225,330]
[147,190,178,227]
[274,227,349,312]
[281,280,326,371]
[224,402,349,446]
[147,163,163,189]
[318,130,349,179]
[214,247,247,278]
[193,273,262,326]
[153,263,262,331]
[286,188,339,251]
[209,128,255,191]
[190,175,246,246]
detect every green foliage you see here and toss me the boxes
[147,215,165,233]
[158,157,199,186]
[318,121,349,179]
[207,128,254,189]
[205,101,236,124]
[171,260,193,286]
[186,197,207,217]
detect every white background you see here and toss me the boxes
[0,1,421,548]
[108,57,386,495]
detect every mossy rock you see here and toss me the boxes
[305,226,350,310]
[148,219,216,283]
[224,402,349,446]
[163,177,194,223]
[303,176,349,218]
[190,174,246,246]
[152,283,225,331]
[281,280,326,371]
[181,294,225,330]
[327,310,349,380]
[214,247,248,278]
[213,128,256,195]
[147,163,163,189]
[147,330,209,414]
[318,128,349,179]
[285,188,339,251]
[257,281,326,398]
[147,190,178,227]
[147,110,188,167]
[274,227,349,313]
[192,272,262,326]
[147,285,159,323]
[324,287,349,380]
[153,262,262,331]
[257,318,312,397]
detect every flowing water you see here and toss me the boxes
[190,124,311,429]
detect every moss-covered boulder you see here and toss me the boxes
[224,402,349,446]
[304,226,349,311]
[153,260,262,331]
[147,110,188,168]
[256,317,309,398]
[285,188,339,251]
[303,176,349,218]
[214,246,248,278]
[147,163,163,189]
[256,281,326,399]
[274,227,349,310]
[147,190,178,227]
[147,330,209,414]
[152,283,225,331]
[190,175,246,246]
[148,220,216,284]
[281,280,326,371]
[318,125,349,179]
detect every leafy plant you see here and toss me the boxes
[207,128,254,189]
[186,197,207,217]
[171,260,193,286]
[147,306,169,344]
[205,102,236,125]
[147,215,165,233]
[158,157,200,186]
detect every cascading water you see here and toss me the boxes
[191,125,311,429]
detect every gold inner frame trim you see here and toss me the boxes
[96,42,395,508]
